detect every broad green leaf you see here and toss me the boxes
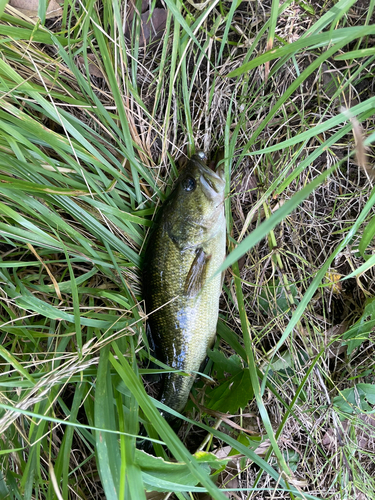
[206,369,253,415]
[208,350,243,379]
[135,450,211,492]
[334,384,375,415]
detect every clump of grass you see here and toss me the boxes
[1,0,375,499]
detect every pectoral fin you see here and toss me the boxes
[184,248,211,297]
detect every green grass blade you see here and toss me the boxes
[218,164,337,274]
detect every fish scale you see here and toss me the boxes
[144,154,226,415]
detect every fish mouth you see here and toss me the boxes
[193,151,225,182]
[190,154,226,195]
[200,173,224,195]
[216,165,225,182]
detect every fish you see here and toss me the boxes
[144,153,226,416]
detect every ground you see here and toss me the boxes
[0,0,375,499]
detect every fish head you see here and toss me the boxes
[166,154,225,247]
[178,153,225,204]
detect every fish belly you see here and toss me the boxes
[146,224,225,415]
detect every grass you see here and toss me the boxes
[1,0,375,498]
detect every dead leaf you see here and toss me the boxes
[186,0,213,10]
[339,106,370,176]
[322,428,335,451]
[223,475,240,499]
[288,477,309,488]
[26,243,62,301]
[126,0,149,21]
[234,168,258,197]
[325,323,348,358]
[322,64,341,99]
[322,420,349,452]
[327,339,347,358]
[254,438,271,457]
[146,492,168,500]
[210,449,241,500]
[357,414,375,450]
[324,270,343,295]
[125,8,168,48]
[349,114,369,174]
[264,37,273,82]
[322,64,359,106]
[322,416,375,453]
[356,492,369,500]
[214,445,232,460]
[77,54,104,79]
[9,0,62,19]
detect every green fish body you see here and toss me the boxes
[144,154,226,415]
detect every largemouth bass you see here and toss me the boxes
[144,153,226,415]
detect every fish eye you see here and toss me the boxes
[182,176,196,192]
